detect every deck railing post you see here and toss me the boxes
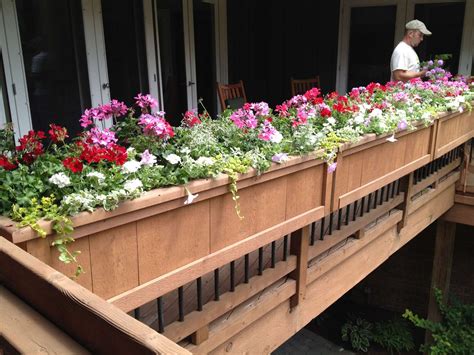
[288,225,310,309]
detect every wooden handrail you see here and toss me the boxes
[0,237,189,355]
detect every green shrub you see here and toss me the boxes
[341,316,373,352]
[372,319,414,354]
[403,289,474,354]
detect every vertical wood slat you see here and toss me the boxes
[288,225,310,308]
[425,220,456,345]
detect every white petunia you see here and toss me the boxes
[49,173,71,188]
[326,117,336,125]
[165,153,181,165]
[122,160,142,174]
[369,108,383,119]
[184,188,199,205]
[195,156,214,166]
[124,178,143,193]
[86,171,105,182]
[270,130,283,144]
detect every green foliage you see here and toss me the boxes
[403,289,474,354]
[11,195,83,277]
[341,316,373,352]
[342,315,414,353]
[372,319,414,354]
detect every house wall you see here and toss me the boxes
[351,222,474,316]
[227,0,340,106]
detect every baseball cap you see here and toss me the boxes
[405,19,432,35]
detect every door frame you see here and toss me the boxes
[336,0,406,93]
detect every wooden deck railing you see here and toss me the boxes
[0,109,472,353]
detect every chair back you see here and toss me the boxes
[290,76,321,96]
[217,80,247,110]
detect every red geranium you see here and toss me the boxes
[63,156,83,173]
[49,124,69,143]
[0,155,17,171]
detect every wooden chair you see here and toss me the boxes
[290,76,321,96]
[217,80,247,110]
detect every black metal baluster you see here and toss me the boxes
[283,236,288,261]
[367,193,372,212]
[397,179,401,194]
[310,222,316,246]
[134,307,140,320]
[197,277,203,311]
[391,181,396,198]
[353,200,358,221]
[258,247,264,275]
[214,268,220,301]
[230,261,235,291]
[345,205,350,225]
[385,185,389,202]
[328,212,334,235]
[337,209,342,230]
[360,197,365,217]
[271,241,276,268]
[244,254,250,282]
[320,216,326,240]
[178,286,184,321]
[157,297,164,333]
[379,187,385,205]
[374,190,379,208]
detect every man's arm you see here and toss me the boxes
[392,69,427,82]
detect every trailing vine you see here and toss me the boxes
[11,195,83,278]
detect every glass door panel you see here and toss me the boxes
[156,0,188,126]
[0,51,11,125]
[15,0,91,136]
[193,0,216,117]
[101,0,149,106]
[347,6,397,89]
[413,2,465,74]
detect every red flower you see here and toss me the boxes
[0,155,17,170]
[49,124,69,143]
[182,110,201,127]
[320,107,332,117]
[304,88,321,104]
[21,152,36,165]
[63,157,83,173]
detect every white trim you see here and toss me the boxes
[213,0,228,112]
[152,0,165,109]
[143,0,160,103]
[82,0,110,108]
[183,0,197,110]
[406,0,464,20]
[336,0,405,93]
[0,0,32,138]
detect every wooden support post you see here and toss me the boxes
[397,173,414,233]
[191,325,209,345]
[425,220,456,345]
[289,225,310,309]
[457,141,471,193]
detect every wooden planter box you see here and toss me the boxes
[432,110,474,159]
[0,154,329,300]
[332,123,435,211]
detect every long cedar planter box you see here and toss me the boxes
[0,153,329,299]
[331,110,473,211]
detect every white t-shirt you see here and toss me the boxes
[390,41,420,81]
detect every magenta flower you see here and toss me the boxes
[258,120,282,143]
[138,112,174,139]
[140,149,157,166]
[86,127,118,147]
[135,93,158,111]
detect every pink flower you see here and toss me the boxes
[135,93,158,111]
[138,112,174,139]
[140,149,157,166]
[258,120,282,143]
[397,119,408,131]
[86,127,118,147]
[272,153,288,163]
[327,162,337,173]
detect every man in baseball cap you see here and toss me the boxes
[390,20,432,82]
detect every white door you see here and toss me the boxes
[154,0,227,124]
[337,0,474,93]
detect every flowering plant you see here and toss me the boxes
[0,70,473,276]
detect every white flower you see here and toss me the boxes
[126,147,136,154]
[122,160,142,174]
[386,134,398,143]
[181,147,191,154]
[369,108,383,119]
[326,117,336,125]
[49,173,71,188]
[270,130,283,144]
[184,188,199,205]
[354,114,365,125]
[165,153,181,165]
[86,171,105,182]
[195,156,214,166]
[124,178,143,193]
